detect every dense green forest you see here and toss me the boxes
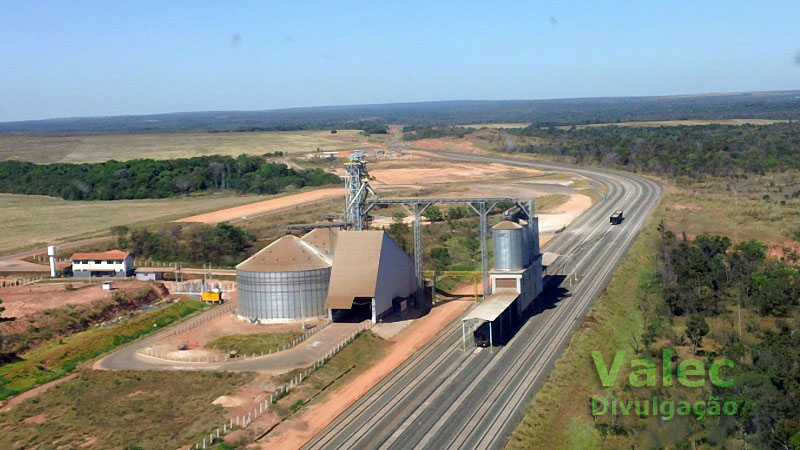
[634,228,800,448]
[0,155,340,200]
[113,223,254,267]
[506,122,800,177]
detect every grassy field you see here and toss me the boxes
[207,331,304,355]
[0,129,372,163]
[0,370,254,449]
[0,192,275,255]
[507,206,663,449]
[0,299,207,400]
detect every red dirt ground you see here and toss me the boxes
[0,280,152,321]
[768,242,800,261]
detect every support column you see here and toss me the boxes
[479,203,490,299]
[489,320,493,352]
[413,204,424,294]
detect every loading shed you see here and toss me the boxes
[325,230,416,323]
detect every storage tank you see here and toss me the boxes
[493,221,524,270]
[236,235,332,322]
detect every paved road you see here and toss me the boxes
[305,154,661,450]
[97,311,363,373]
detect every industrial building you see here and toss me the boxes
[70,250,134,278]
[234,156,542,331]
[325,230,417,323]
[236,234,333,322]
[462,218,543,348]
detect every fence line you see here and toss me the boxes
[190,321,371,448]
[165,279,236,295]
[0,275,45,288]
[141,317,331,363]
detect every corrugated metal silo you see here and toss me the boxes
[236,234,332,321]
[493,221,524,270]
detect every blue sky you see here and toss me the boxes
[1,1,798,121]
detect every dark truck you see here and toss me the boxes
[610,210,624,225]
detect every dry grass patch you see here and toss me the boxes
[207,331,304,355]
[663,183,800,243]
[0,130,370,163]
[0,370,255,449]
[0,192,271,255]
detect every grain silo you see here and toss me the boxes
[236,234,332,322]
[492,221,524,271]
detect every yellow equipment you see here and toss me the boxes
[201,291,222,303]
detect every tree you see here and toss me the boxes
[430,247,451,273]
[686,314,709,354]
[111,225,130,248]
[446,206,468,221]
[464,235,480,258]
[423,206,443,223]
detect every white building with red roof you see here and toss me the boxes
[70,250,134,278]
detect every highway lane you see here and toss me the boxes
[305,155,661,450]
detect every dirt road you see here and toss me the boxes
[175,188,344,224]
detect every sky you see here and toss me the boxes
[1,1,799,122]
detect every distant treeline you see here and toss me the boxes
[2,92,797,134]
[0,155,340,200]
[402,125,476,140]
[506,122,800,177]
[219,120,388,135]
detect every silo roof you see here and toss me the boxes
[493,220,523,230]
[237,235,331,273]
[301,228,339,256]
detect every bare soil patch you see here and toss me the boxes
[768,242,800,260]
[175,188,344,224]
[22,413,46,424]
[0,280,152,322]
[370,162,543,186]
[410,137,483,153]
[537,193,593,234]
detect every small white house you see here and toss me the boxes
[71,250,134,278]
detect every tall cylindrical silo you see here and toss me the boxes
[493,221,524,270]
